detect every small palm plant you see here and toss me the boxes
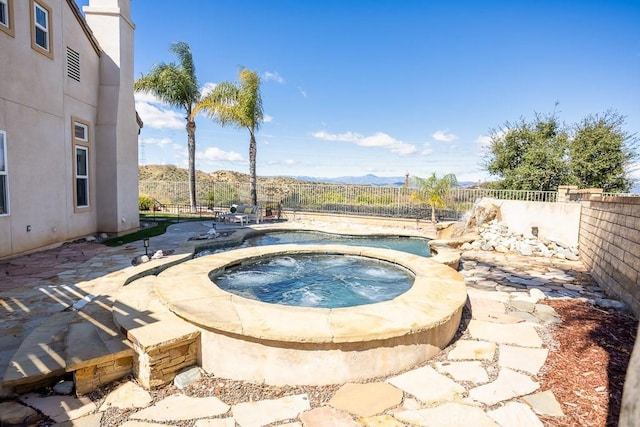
[412,173,458,223]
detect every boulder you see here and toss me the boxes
[465,198,502,232]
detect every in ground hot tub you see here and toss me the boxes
[154,244,467,386]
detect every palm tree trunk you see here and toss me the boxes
[187,120,197,213]
[430,202,437,223]
[249,129,257,206]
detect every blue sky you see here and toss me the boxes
[79,0,640,182]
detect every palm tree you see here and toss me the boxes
[412,173,458,223]
[134,42,201,213]
[196,68,263,205]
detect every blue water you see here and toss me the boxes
[197,231,430,258]
[212,254,414,308]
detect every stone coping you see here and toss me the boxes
[191,223,460,269]
[154,244,467,344]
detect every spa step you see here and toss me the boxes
[65,315,135,395]
[2,311,75,392]
[112,276,200,389]
[3,299,135,394]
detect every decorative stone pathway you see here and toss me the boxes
[0,220,627,426]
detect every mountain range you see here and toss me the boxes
[286,174,480,187]
[140,165,638,192]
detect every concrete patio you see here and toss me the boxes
[0,218,617,426]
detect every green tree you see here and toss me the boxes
[569,110,637,192]
[484,114,570,191]
[134,42,202,213]
[197,68,263,205]
[411,173,458,223]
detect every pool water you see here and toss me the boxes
[195,230,431,258]
[212,254,414,308]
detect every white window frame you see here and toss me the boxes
[74,122,88,142]
[75,146,89,209]
[72,118,90,211]
[0,130,9,216]
[30,0,52,58]
[0,0,14,37]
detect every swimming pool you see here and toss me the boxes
[196,230,431,257]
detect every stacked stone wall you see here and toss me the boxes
[134,334,200,389]
[579,196,640,316]
[73,355,133,395]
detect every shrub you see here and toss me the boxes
[139,194,154,211]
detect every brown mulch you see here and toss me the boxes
[540,299,638,427]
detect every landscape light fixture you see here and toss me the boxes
[143,238,150,256]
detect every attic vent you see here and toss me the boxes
[66,47,80,82]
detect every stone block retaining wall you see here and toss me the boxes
[578,195,640,317]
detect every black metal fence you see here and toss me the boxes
[139,181,559,221]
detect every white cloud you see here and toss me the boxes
[199,147,244,163]
[267,159,297,167]
[628,162,640,179]
[135,93,184,130]
[201,82,217,97]
[432,130,458,142]
[263,114,273,123]
[312,130,417,155]
[312,130,361,142]
[134,92,161,103]
[298,86,307,98]
[475,135,492,147]
[140,137,172,147]
[421,143,433,156]
[263,71,284,84]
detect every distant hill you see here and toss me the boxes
[139,165,481,187]
[139,165,310,186]
[290,174,407,186]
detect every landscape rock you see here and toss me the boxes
[0,401,41,426]
[53,380,75,395]
[595,298,628,311]
[174,366,202,389]
[461,219,580,259]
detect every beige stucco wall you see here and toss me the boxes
[0,0,101,257]
[579,196,640,316]
[0,0,138,258]
[491,200,582,247]
[85,0,139,235]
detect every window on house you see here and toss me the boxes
[0,0,14,37]
[73,119,90,210]
[74,122,87,141]
[0,131,8,215]
[31,0,52,58]
[0,0,8,27]
[75,146,89,208]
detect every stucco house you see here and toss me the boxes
[0,0,140,258]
